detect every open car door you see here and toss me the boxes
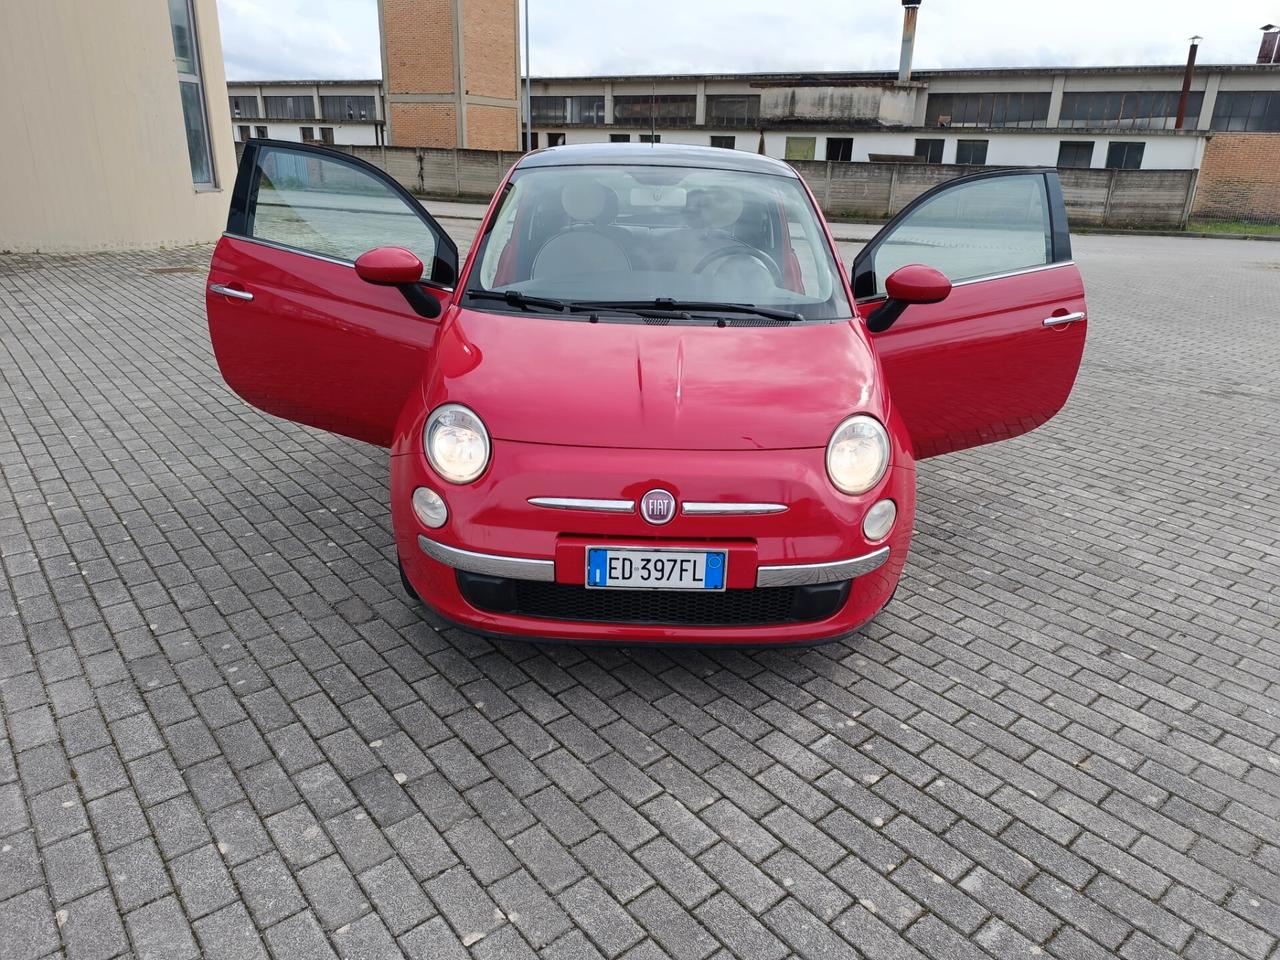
[206,140,458,447]
[852,169,1086,459]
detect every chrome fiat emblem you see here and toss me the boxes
[640,489,676,525]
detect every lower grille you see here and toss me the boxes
[456,572,850,627]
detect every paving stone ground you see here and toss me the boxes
[1,224,1279,960]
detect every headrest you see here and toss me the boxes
[561,180,611,222]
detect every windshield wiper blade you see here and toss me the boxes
[571,299,802,323]
[465,289,568,312]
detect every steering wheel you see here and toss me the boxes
[693,242,782,285]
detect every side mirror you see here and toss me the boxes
[354,246,441,320]
[865,264,951,333]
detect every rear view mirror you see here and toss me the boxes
[355,247,440,319]
[865,264,951,333]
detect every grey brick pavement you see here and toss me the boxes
[1,224,1278,960]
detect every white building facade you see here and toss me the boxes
[227,80,386,146]
[522,64,1280,171]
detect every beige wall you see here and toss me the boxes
[0,0,237,253]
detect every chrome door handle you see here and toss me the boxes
[209,283,253,301]
[1043,311,1085,327]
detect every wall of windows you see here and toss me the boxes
[613,95,697,127]
[706,95,760,127]
[1211,92,1280,131]
[530,96,606,125]
[924,92,1051,128]
[1059,91,1201,129]
[264,95,315,120]
[320,95,376,121]
[229,95,260,119]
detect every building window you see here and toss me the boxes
[1059,91,1202,130]
[320,95,376,121]
[546,132,566,146]
[300,126,315,142]
[1210,91,1280,132]
[237,124,250,142]
[614,95,696,128]
[530,95,605,125]
[1105,142,1145,169]
[706,95,760,127]
[265,95,316,120]
[914,138,944,164]
[319,127,334,144]
[254,125,268,139]
[826,137,853,162]
[955,139,988,165]
[609,133,630,143]
[710,135,736,149]
[167,0,214,185]
[229,95,260,119]
[924,92,1051,128]
[784,137,816,161]
[1056,141,1094,168]
[639,134,661,143]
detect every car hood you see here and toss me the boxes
[430,309,882,451]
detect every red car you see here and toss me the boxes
[207,141,1086,645]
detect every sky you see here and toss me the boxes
[216,0,1270,81]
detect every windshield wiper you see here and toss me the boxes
[570,299,802,323]
[465,289,568,312]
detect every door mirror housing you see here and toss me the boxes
[865,264,952,333]
[355,246,424,285]
[355,246,440,319]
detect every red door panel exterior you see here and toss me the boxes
[852,169,1087,459]
[207,236,448,447]
[205,139,459,448]
[868,263,1086,458]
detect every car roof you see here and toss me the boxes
[514,142,800,178]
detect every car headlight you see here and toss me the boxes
[424,404,490,484]
[826,415,890,495]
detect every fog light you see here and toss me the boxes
[863,499,896,541]
[412,487,448,528]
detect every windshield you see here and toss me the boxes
[465,163,851,321]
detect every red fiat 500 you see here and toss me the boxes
[207,141,1086,645]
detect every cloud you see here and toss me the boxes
[216,0,1266,81]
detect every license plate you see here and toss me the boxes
[585,548,726,591]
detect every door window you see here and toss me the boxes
[784,137,816,161]
[914,139,944,164]
[244,144,439,270]
[826,137,853,162]
[1057,141,1094,168]
[1105,142,1145,169]
[860,173,1052,298]
[955,139,988,165]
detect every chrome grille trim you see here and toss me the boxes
[528,497,635,513]
[681,502,788,516]
[418,535,555,582]
[755,546,890,587]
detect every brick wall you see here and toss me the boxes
[388,103,459,147]
[381,0,454,94]
[380,0,518,149]
[463,0,517,99]
[1192,133,1280,222]
[466,104,516,150]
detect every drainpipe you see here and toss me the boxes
[898,0,922,84]
[1174,35,1200,130]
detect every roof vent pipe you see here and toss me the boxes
[898,0,922,84]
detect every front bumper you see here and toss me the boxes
[393,438,915,645]
[418,535,890,587]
